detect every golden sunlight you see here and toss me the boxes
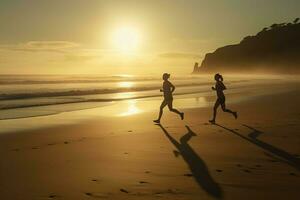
[119,100,140,116]
[118,81,134,88]
[112,26,140,52]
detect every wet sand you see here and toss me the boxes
[0,88,299,199]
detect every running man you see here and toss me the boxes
[153,73,184,123]
[209,73,237,123]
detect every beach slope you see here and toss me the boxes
[0,90,299,200]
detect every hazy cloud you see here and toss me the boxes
[64,54,101,62]
[1,41,79,53]
[25,41,79,49]
[158,52,202,59]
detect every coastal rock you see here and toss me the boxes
[193,19,300,74]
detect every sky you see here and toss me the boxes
[0,0,299,75]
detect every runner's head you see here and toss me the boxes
[214,73,223,82]
[162,73,170,80]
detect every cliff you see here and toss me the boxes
[193,19,300,74]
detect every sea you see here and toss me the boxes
[0,74,298,122]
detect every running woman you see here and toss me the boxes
[153,73,184,123]
[209,73,237,123]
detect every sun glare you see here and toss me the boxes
[118,81,134,88]
[112,26,140,52]
[119,100,140,116]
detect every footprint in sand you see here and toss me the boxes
[128,130,133,133]
[216,169,223,172]
[144,171,151,174]
[64,141,69,144]
[289,172,297,176]
[12,148,20,152]
[183,173,193,177]
[167,189,178,194]
[243,169,251,173]
[120,188,129,193]
[85,192,108,198]
[48,194,59,199]
[154,189,180,196]
[91,179,100,182]
[139,181,149,184]
[85,192,92,196]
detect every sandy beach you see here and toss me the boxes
[1,1,300,199]
[0,82,299,200]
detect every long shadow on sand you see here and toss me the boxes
[157,124,222,198]
[214,123,300,171]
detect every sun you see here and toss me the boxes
[112,26,140,52]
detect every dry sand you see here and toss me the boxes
[0,90,299,199]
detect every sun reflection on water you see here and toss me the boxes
[119,100,141,116]
[118,81,134,88]
[113,91,135,99]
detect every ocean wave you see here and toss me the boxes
[0,82,212,100]
[0,75,207,85]
[0,88,213,111]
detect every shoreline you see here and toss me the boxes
[0,86,299,199]
[0,80,299,134]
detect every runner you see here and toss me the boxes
[153,73,184,123]
[209,73,237,123]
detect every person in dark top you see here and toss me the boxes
[153,73,184,123]
[209,73,237,123]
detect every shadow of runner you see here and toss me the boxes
[214,123,300,171]
[157,124,223,198]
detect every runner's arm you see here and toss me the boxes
[220,82,227,90]
[170,82,175,93]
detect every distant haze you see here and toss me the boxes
[0,0,299,75]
